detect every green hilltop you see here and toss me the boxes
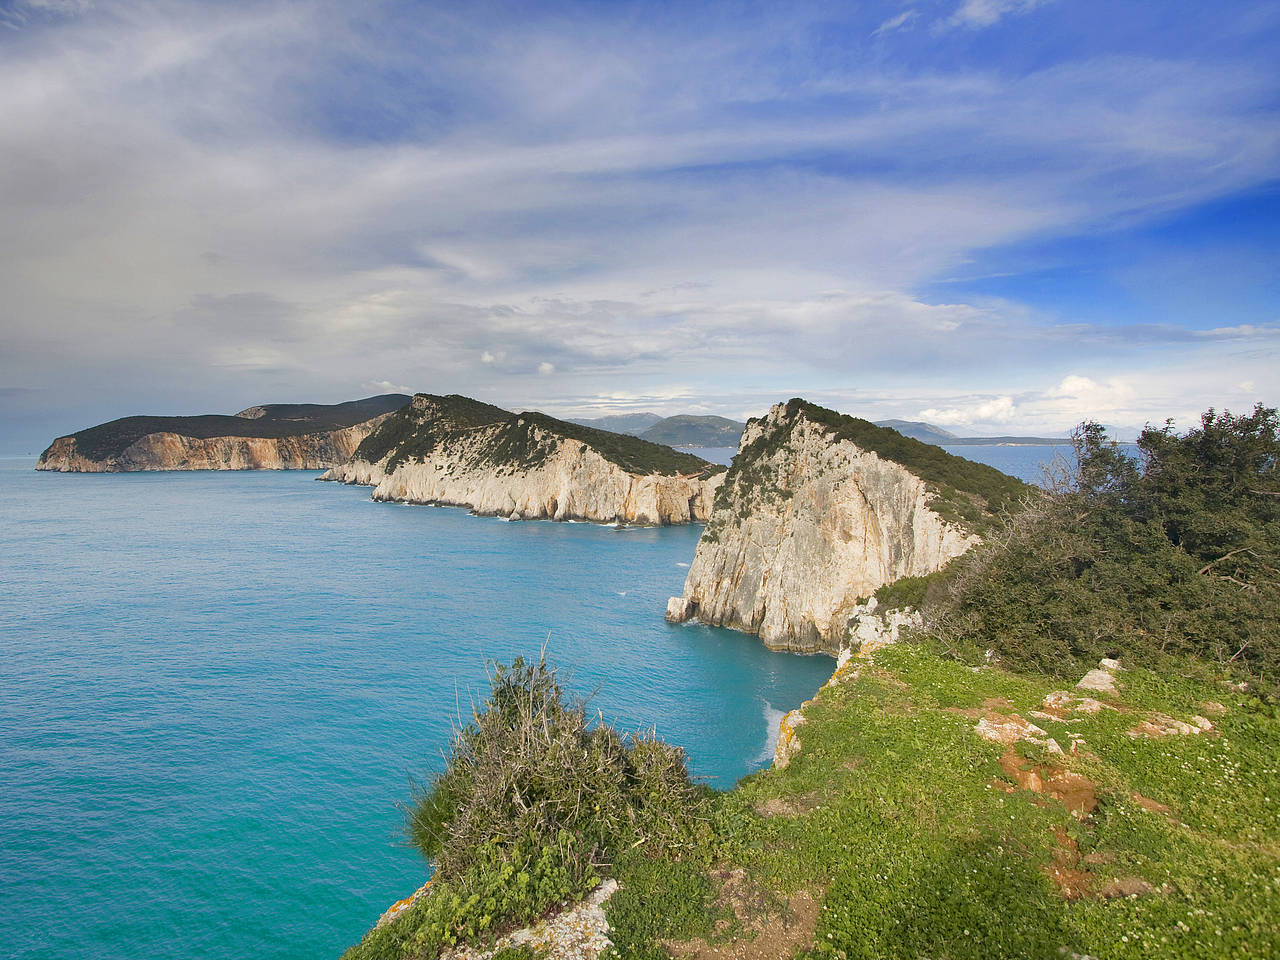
[727,398,1033,532]
[354,394,724,477]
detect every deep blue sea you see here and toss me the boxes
[0,443,1060,959]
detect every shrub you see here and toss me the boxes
[345,656,713,959]
[927,406,1279,695]
[407,656,710,883]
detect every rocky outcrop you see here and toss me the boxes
[322,395,725,525]
[667,399,988,654]
[37,419,390,472]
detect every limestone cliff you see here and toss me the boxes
[36,395,410,472]
[321,394,725,525]
[37,421,388,472]
[667,399,1029,653]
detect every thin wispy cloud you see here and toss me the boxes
[872,9,917,38]
[943,0,1055,30]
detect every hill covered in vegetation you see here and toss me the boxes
[352,395,721,478]
[327,394,725,525]
[902,404,1279,696]
[37,394,412,471]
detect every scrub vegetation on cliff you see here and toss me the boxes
[353,395,512,469]
[343,657,716,960]
[921,404,1280,697]
[352,394,724,478]
[484,414,724,477]
[715,399,1030,537]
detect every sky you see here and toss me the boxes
[2,0,1278,452]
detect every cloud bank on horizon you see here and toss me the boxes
[1,0,1277,449]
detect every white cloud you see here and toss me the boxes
[0,2,1276,450]
[364,379,413,395]
[538,361,556,376]
[944,0,1054,30]
[872,10,917,38]
[919,396,1017,427]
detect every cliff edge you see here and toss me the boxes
[666,398,1029,653]
[321,394,726,525]
[36,395,411,472]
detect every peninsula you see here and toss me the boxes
[321,393,725,525]
[35,395,411,472]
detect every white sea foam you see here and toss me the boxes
[757,700,785,764]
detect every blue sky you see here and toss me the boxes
[1,0,1277,450]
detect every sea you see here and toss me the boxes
[0,443,1063,960]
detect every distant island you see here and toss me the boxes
[569,412,746,448]
[36,395,411,471]
[878,419,1072,446]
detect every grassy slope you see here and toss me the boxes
[497,413,723,476]
[64,394,412,461]
[353,395,512,467]
[614,644,1279,959]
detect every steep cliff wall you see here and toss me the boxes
[322,395,724,525]
[37,419,388,472]
[35,394,410,472]
[667,399,1027,653]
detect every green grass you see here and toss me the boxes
[602,851,727,960]
[342,643,1278,960]
[708,643,1279,960]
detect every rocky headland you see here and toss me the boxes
[321,394,725,525]
[666,398,1030,653]
[36,395,411,472]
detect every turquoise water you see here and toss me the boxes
[0,460,834,960]
[0,443,1063,959]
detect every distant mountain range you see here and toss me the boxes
[571,413,1069,449]
[569,413,745,448]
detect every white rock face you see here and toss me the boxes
[844,600,923,661]
[36,417,391,472]
[668,402,980,653]
[322,418,724,526]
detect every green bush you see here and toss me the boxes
[928,405,1279,695]
[342,656,715,959]
[407,656,710,882]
